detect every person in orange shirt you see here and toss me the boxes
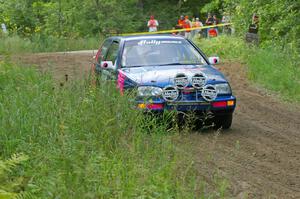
[177,15,185,28]
[182,16,192,39]
[176,15,185,36]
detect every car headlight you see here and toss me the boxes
[138,86,163,97]
[215,83,232,95]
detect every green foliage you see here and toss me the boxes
[195,36,300,102]
[0,153,28,199]
[0,61,228,198]
[195,36,246,60]
[233,0,299,49]
[202,0,300,52]
[201,0,222,14]
[0,0,137,37]
[0,0,212,37]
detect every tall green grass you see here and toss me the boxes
[195,36,300,102]
[0,61,229,198]
[0,35,101,54]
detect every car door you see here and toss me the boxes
[95,39,112,75]
[100,40,120,80]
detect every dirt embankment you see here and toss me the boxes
[10,52,300,198]
[13,50,97,82]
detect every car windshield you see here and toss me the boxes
[121,39,207,67]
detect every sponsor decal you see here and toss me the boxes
[161,41,182,44]
[137,40,182,46]
[117,70,126,94]
[138,40,161,46]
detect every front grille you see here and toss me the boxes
[177,88,204,102]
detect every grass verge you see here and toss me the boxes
[195,36,300,102]
[0,35,102,54]
[0,60,229,198]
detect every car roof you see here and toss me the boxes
[109,34,186,42]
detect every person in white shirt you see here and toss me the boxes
[147,15,159,32]
[193,18,203,38]
[1,23,8,34]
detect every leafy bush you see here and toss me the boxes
[0,154,28,199]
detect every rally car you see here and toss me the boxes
[93,35,236,129]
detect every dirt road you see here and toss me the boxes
[13,52,300,198]
[186,62,300,199]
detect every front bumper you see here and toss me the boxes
[136,95,236,114]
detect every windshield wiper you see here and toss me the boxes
[124,64,181,68]
[124,62,203,68]
[124,65,150,68]
[158,62,202,66]
[158,63,183,66]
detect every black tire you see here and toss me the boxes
[214,113,233,130]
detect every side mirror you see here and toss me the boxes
[101,61,116,70]
[208,57,220,65]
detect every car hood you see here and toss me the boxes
[120,64,228,87]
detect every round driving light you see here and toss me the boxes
[162,86,179,102]
[192,72,207,89]
[174,73,189,89]
[201,85,217,101]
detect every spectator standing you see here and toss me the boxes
[177,15,185,29]
[245,13,259,45]
[222,13,231,35]
[205,13,214,25]
[194,17,203,38]
[182,16,192,39]
[191,17,196,38]
[213,14,219,35]
[221,13,230,24]
[147,15,159,32]
[205,13,214,38]
[176,15,185,36]
[1,23,8,34]
[252,13,259,29]
[248,13,259,34]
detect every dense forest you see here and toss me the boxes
[0,0,299,50]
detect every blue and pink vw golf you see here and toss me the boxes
[93,35,236,129]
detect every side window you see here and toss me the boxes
[105,41,120,65]
[97,39,112,63]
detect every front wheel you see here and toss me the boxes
[214,113,233,130]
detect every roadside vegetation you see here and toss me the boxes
[0,60,230,198]
[196,36,300,102]
[0,35,100,54]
